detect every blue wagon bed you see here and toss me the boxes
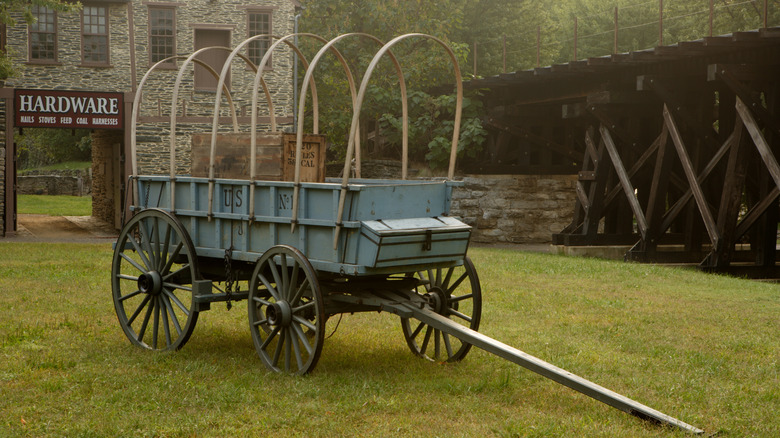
[109,32,702,433]
[134,176,470,276]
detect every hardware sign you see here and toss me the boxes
[14,89,124,130]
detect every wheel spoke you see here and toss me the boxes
[419,326,433,355]
[118,288,143,302]
[442,332,454,358]
[260,326,281,351]
[152,298,160,349]
[449,308,472,323]
[257,273,280,301]
[271,329,285,367]
[252,317,269,327]
[137,221,156,270]
[161,242,184,275]
[127,294,151,326]
[450,292,473,303]
[162,288,190,316]
[286,262,300,300]
[290,327,304,371]
[160,222,172,271]
[120,252,148,275]
[446,271,469,295]
[409,320,425,340]
[284,328,292,372]
[292,300,315,314]
[442,267,454,290]
[269,261,283,295]
[160,297,172,348]
[252,296,272,306]
[289,278,309,305]
[162,262,190,283]
[137,296,154,344]
[434,329,441,358]
[161,293,184,336]
[292,323,314,355]
[291,315,316,332]
[280,256,290,299]
[151,217,161,270]
[162,282,193,292]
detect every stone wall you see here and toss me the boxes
[452,174,577,244]
[17,171,90,196]
[355,162,577,244]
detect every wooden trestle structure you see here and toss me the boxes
[466,27,780,277]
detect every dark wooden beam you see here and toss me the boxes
[664,106,721,249]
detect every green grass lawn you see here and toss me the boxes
[17,194,92,216]
[0,244,778,437]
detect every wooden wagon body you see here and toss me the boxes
[134,176,470,276]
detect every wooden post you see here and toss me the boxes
[574,17,578,60]
[614,7,619,54]
[503,35,507,74]
[536,26,541,67]
[659,0,663,46]
[473,41,477,77]
[764,0,769,28]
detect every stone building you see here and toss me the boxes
[1,0,301,235]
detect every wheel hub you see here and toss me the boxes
[266,301,293,327]
[138,271,163,296]
[425,286,448,315]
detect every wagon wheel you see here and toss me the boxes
[248,245,325,375]
[402,256,482,362]
[111,209,200,351]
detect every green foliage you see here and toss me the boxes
[0,0,82,79]
[377,90,487,170]
[16,128,92,170]
[297,0,482,170]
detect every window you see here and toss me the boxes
[149,7,175,65]
[82,5,109,65]
[247,10,271,67]
[29,6,57,62]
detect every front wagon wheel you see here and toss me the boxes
[402,256,482,362]
[248,245,325,375]
[111,209,200,351]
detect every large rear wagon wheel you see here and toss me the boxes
[248,245,325,375]
[111,209,200,351]
[402,256,482,362]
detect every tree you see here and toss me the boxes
[1,0,81,80]
[297,0,490,171]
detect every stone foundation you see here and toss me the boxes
[452,174,577,244]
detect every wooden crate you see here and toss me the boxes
[191,133,327,182]
[282,133,327,183]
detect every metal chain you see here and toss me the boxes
[144,182,150,209]
[224,246,234,310]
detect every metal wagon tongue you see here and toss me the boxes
[379,297,704,434]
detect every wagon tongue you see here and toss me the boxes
[382,300,704,435]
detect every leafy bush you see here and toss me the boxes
[378,90,487,171]
[16,128,92,170]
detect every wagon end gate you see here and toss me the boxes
[375,296,704,434]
